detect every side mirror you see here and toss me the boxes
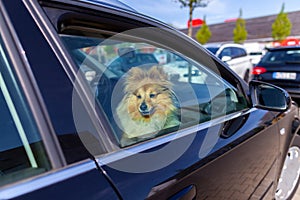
[249,80,291,111]
[221,55,232,62]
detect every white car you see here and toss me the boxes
[249,51,264,66]
[205,43,253,82]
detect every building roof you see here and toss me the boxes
[181,11,300,43]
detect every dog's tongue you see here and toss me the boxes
[143,114,151,118]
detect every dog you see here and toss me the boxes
[116,66,180,146]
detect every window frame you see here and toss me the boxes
[59,33,250,145]
[35,1,252,150]
[20,0,119,155]
[0,1,65,170]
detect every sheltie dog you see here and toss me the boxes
[116,66,180,146]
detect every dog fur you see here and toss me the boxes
[116,66,180,146]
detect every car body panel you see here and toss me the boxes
[226,56,252,79]
[0,161,120,200]
[100,108,283,199]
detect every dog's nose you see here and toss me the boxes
[140,102,148,111]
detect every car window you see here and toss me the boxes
[231,47,247,58]
[238,47,247,57]
[219,47,232,58]
[47,7,249,147]
[232,47,240,58]
[261,49,300,64]
[0,36,51,186]
[59,29,249,147]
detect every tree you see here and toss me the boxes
[272,3,292,42]
[195,16,211,44]
[233,9,247,44]
[175,0,211,37]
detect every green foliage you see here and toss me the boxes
[196,18,211,44]
[233,9,247,44]
[175,0,210,37]
[272,3,292,41]
[104,45,115,55]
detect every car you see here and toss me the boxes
[205,43,253,82]
[107,48,159,76]
[248,51,264,66]
[253,46,300,99]
[0,1,300,200]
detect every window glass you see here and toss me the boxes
[240,48,247,56]
[232,47,247,58]
[262,50,300,64]
[60,29,248,147]
[231,47,240,58]
[219,47,231,58]
[0,37,51,186]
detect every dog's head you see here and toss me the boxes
[124,66,176,120]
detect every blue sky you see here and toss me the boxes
[120,0,300,29]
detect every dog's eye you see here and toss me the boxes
[149,94,156,98]
[136,95,142,99]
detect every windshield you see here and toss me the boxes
[261,49,300,64]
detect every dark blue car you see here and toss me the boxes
[253,46,300,100]
[0,0,300,200]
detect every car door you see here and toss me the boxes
[40,10,283,200]
[33,2,283,200]
[97,59,281,200]
[0,1,119,199]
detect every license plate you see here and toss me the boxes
[273,72,297,80]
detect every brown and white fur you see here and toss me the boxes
[116,66,180,145]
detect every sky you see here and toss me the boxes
[120,0,300,29]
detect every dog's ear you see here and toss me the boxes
[125,67,146,92]
[127,67,146,82]
[148,66,168,81]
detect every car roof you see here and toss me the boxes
[78,0,137,12]
[204,43,245,48]
[266,45,300,52]
[75,0,178,32]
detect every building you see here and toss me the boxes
[181,10,300,49]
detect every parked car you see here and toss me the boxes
[0,1,300,200]
[205,43,253,82]
[249,51,264,66]
[107,49,159,76]
[253,46,300,100]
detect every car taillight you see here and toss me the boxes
[252,66,267,75]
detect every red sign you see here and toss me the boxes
[187,18,204,28]
[272,38,300,47]
[281,38,300,46]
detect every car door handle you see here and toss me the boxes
[168,185,196,200]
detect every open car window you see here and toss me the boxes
[60,31,249,147]
[46,9,249,147]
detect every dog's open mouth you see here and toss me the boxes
[139,108,154,117]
